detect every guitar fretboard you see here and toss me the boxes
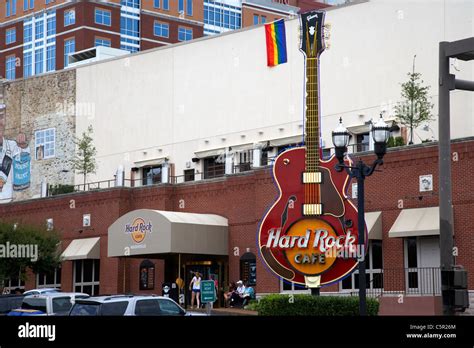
[305,57,320,172]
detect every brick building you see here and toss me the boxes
[0,0,204,80]
[0,138,473,315]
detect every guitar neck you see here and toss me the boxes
[305,57,320,172]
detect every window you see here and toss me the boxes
[163,0,169,10]
[74,260,100,296]
[95,38,111,47]
[36,268,61,289]
[322,148,332,159]
[95,8,111,26]
[35,17,43,39]
[253,14,259,25]
[3,270,25,293]
[6,28,15,44]
[341,240,383,291]
[64,38,75,67]
[204,1,241,35]
[240,252,256,286]
[356,133,370,152]
[203,156,225,179]
[153,0,159,8]
[101,302,129,316]
[135,300,162,316]
[178,27,192,41]
[23,0,34,10]
[34,49,44,74]
[120,17,139,37]
[35,128,55,159]
[234,149,253,173]
[280,280,308,293]
[157,299,182,315]
[186,0,192,16]
[46,45,55,71]
[46,15,55,36]
[6,56,16,80]
[52,296,74,315]
[153,21,169,38]
[178,0,184,13]
[23,22,32,42]
[139,260,155,290]
[261,16,266,24]
[64,9,75,26]
[405,237,418,289]
[35,48,45,68]
[23,51,32,77]
[121,0,139,9]
[184,169,195,182]
[142,166,162,185]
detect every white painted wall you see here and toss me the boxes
[75,0,474,184]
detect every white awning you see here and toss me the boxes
[134,156,168,167]
[389,207,439,238]
[194,148,226,159]
[269,135,303,147]
[61,237,100,261]
[347,120,398,135]
[108,209,228,257]
[366,211,382,240]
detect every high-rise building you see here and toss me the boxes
[0,0,205,80]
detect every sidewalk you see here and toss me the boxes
[189,307,258,316]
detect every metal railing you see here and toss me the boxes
[343,267,441,298]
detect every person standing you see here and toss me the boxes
[189,271,202,309]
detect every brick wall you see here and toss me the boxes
[0,138,473,296]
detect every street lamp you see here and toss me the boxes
[332,114,390,316]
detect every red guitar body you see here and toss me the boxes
[258,148,364,286]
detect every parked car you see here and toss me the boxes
[0,295,25,316]
[23,288,61,296]
[69,295,202,316]
[8,292,89,316]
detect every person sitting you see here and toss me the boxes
[230,280,247,308]
[242,284,255,306]
[224,282,236,308]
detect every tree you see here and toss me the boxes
[394,55,434,145]
[73,125,97,187]
[0,222,61,293]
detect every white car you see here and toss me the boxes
[9,292,89,316]
[23,288,61,296]
[69,295,205,316]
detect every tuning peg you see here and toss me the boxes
[324,32,331,40]
[324,23,332,30]
[325,41,331,50]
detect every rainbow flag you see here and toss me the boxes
[265,19,287,67]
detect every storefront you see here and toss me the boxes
[107,209,229,307]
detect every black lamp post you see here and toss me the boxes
[332,114,390,316]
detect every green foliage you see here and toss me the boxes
[72,125,97,186]
[244,299,259,311]
[0,222,61,292]
[394,60,434,144]
[257,294,379,316]
[48,184,75,196]
[387,136,405,148]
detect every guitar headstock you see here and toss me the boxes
[299,11,330,58]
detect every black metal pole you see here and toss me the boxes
[357,160,367,316]
[311,288,320,296]
[439,41,455,316]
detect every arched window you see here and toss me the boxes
[240,252,256,286]
[139,260,155,290]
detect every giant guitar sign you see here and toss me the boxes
[258,11,367,287]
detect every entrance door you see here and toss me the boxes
[184,262,223,308]
[404,236,441,295]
